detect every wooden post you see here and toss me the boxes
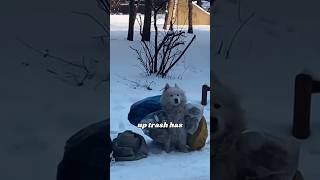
[187,0,193,33]
[201,84,210,106]
[312,80,320,93]
[293,74,313,139]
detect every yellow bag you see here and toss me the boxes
[187,116,208,150]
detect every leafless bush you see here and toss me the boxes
[131,6,196,78]
[97,0,110,15]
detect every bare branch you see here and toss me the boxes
[97,0,110,14]
[225,12,255,59]
[165,35,196,74]
[17,37,96,87]
[72,11,108,33]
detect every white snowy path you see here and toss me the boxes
[110,15,210,180]
[111,146,210,180]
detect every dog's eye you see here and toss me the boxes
[170,94,173,97]
[177,94,179,96]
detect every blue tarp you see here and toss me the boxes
[128,95,161,126]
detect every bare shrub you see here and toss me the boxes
[131,3,196,78]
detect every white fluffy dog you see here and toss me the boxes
[160,83,189,152]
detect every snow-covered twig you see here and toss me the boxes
[17,37,96,87]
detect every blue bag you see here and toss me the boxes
[128,95,161,126]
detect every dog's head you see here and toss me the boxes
[212,74,247,155]
[161,83,187,107]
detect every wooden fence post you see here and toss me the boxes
[201,84,210,106]
[293,74,313,139]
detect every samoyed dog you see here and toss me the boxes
[160,83,189,152]
[212,74,247,180]
[212,74,300,180]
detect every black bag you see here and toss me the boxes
[57,120,111,180]
[112,130,148,161]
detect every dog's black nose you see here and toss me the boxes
[174,99,179,103]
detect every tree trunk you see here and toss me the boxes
[142,0,152,41]
[188,0,193,33]
[153,11,158,73]
[163,0,172,29]
[127,0,137,41]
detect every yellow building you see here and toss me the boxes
[165,0,210,26]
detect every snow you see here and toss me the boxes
[3,0,319,179]
[0,1,108,180]
[212,0,320,179]
[192,2,210,15]
[110,15,210,180]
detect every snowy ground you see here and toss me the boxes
[0,1,107,180]
[3,0,319,179]
[212,0,320,179]
[110,15,210,180]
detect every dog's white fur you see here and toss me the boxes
[160,83,189,152]
[212,74,247,179]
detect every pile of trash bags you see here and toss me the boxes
[129,95,208,151]
[213,129,301,180]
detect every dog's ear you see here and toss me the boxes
[164,83,170,91]
[174,84,179,88]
